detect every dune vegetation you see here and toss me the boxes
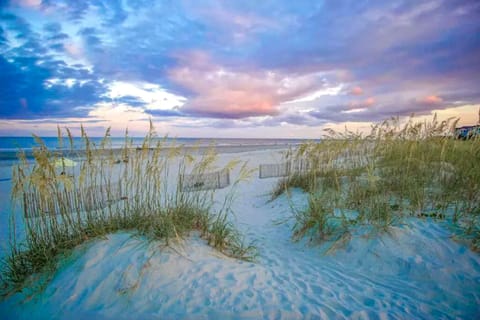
[0,122,256,297]
[273,114,480,251]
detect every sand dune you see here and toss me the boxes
[1,149,479,319]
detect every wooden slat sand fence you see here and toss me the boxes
[259,159,311,179]
[23,182,127,218]
[182,168,230,191]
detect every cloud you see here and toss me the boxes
[13,0,42,8]
[350,86,363,95]
[345,97,376,110]
[258,113,325,127]
[98,0,128,26]
[0,0,479,136]
[103,80,186,111]
[43,22,61,33]
[78,27,103,48]
[169,51,331,118]
[309,93,456,124]
[64,42,83,58]
[182,1,281,46]
[0,26,6,46]
[0,50,105,119]
[247,1,480,104]
[145,109,184,118]
[0,12,35,40]
[285,85,343,104]
[88,102,145,120]
[418,95,443,105]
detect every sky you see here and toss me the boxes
[0,0,479,138]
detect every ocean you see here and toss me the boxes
[0,136,313,180]
[0,136,309,152]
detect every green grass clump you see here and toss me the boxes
[293,192,342,242]
[277,113,480,251]
[1,123,256,297]
[271,172,315,199]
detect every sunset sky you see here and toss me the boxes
[0,0,479,137]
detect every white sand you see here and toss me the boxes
[1,148,479,319]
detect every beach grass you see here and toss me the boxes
[274,114,480,250]
[0,123,256,297]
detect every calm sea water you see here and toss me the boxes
[0,136,308,152]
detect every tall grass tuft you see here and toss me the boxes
[1,123,256,297]
[276,114,480,250]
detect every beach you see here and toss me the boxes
[2,1,479,318]
[0,143,479,319]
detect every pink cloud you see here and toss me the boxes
[64,42,84,58]
[350,86,364,95]
[347,97,376,109]
[168,52,324,118]
[419,95,443,105]
[13,0,41,7]
[365,97,375,106]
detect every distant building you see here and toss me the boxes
[455,125,480,139]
